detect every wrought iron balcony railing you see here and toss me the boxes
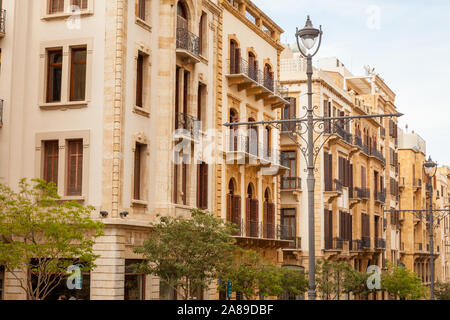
[0,9,6,35]
[362,236,371,249]
[375,238,386,249]
[176,28,200,57]
[0,99,3,126]
[356,187,370,199]
[374,190,386,203]
[227,133,248,153]
[227,58,288,97]
[263,222,276,239]
[354,135,363,149]
[281,177,301,190]
[334,124,353,145]
[246,220,260,238]
[175,112,198,137]
[350,239,363,251]
[369,148,386,164]
[325,237,344,250]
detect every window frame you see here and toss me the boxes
[69,46,87,102]
[39,39,93,110]
[36,131,90,201]
[42,0,93,19]
[133,47,151,117]
[66,139,84,197]
[46,49,63,103]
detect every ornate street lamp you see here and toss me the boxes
[295,16,322,301]
[423,156,438,299]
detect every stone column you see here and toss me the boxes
[90,226,125,300]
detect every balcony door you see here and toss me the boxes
[281,209,296,247]
[177,2,188,30]
[246,184,258,237]
[248,118,258,156]
[281,151,297,189]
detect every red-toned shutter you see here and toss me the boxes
[67,140,83,196]
[134,143,142,200]
[182,163,187,205]
[246,198,251,236]
[329,153,333,189]
[234,48,241,73]
[251,200,259,237]
[226,193,232,222]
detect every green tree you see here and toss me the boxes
[342,267,372,300]
[381,263,428,300]
[0,179,104,300]
[279,267,308,299]
[134,209,237,300]
[315,259,335,300]
[257,263,284,298]
[435,282,450,300]
[217,249,261,299]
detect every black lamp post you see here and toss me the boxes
[423,156,438,299]
[295,16,322,301]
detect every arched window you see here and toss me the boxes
[229,109,239,152]
[228,178,235,195]
[264,188,271,202]
[247,183,254,199]
[263,187,275,239]
[246,183,258,237]
[199,12,207,55]
[263,63,273,91]
[229,40,240,74]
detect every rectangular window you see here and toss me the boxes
[138,0,146,20]
[136,53,144,107]
[196,162,208,210]
[47,49,63,103]
[49,0,64,14]
[43,141,59,186]
[71,0,88,10]
[66,139,83,196]
[281,209,296,240]
[70,47,87,101]
[134,143,145,200]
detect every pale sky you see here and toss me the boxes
[254,0,450,166]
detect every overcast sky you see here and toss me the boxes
[254,0,450,166]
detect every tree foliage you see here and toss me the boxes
[0,179,104,300]
[134,209,237,300]
[316,259,373,300]
[381,263,428,300]
[435,282,450,300]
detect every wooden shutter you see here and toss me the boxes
[246,198,251,236]
[182,163,187,205]
[201,163,208,209]
[173,163,178,203]
[226,194,232,222]
[134,143,142,200]
[67,139,83,196]
[324,153,330,191]
[361,166,366,188]
[230,41,236,73]
[324,210,332,248]
[234,48,241,73]
[43,141,59,186]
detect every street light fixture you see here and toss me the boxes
[423,156,438,299]
[295,16,322,301]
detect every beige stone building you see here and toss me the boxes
[435,166,450,282]
[0,0,291,300]
[397,128,443,286]
[279,46,401,299]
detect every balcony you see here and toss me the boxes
[325,123,353,146]
[356,187,370,200]
[350,239,363,252]
[369,148,386,166]
[413,178,422,190]
[281,177,301,191]
[279,226,301,250]
[0,9,5,37]
[324,179,343,203]
[375,238,386,250]
[362,236,371,249]
[0,99,3,127]
[245,220,260,238]
[174,112,199,141]
[176,27,201,64]
[325,237,344,251]
[374,190,386,204]
[263,221,276,239]
[226,58,289,109]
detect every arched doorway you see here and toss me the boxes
[263,63,273,91]
[248,52,257,81]
[230,40,241,74]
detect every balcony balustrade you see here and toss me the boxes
[374,189,386,204]
[350,239,363,251]
[356,187,370,200]
[369,148,386,165]
[281,177,302,190]
[263,221,276,239]
[226,58,289,109]
[0,9,5,36]
[176,24,200,63]
[325,237,344,250]
[375,238,386,250]
[246,220,260,238]
[362,236,371,249]
[175,112,199,139]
